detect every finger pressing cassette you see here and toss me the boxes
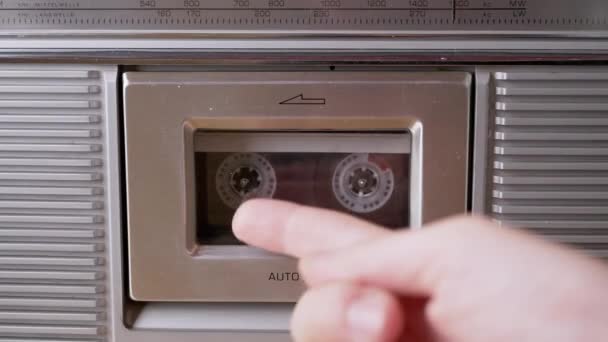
[196,132,410,245]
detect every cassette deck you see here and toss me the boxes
[123,71,470,302]
[0,1,607,341]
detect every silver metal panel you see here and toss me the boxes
[0,172,100,181]
[194,132,411,153]
[0,115,101,123]
[0,256,102,266]
[0,311,103,322]
[496,86,608,96]
[0,325,103,336]
[0,229,102,238]
[0,0,607,37]
[498,220,608,230]
[494,191,608,200]
[0,284,103,295]
[494,147,608,156]
[3,37,608,54]
[0,200,101,209]
[0,85,99,94]
[492,205,608,215]
[0,65,116,342]
[546,235,608,244]
[0,70,97,78]
[0,143,102,152]
[0,298,104,308]
[496,102,608,111]
[0,129,101,138]
[0,186,103,196]
[475,67,608,256]
[124,71,471,302]
[495,71,608,80]
[0,339,99,342]
[133,303,292,332]
[0,214,103,224]
[495,132,608,141]
[0,270,103,280]
[0,100,100,108]
[0,158,102,167]
[494,162,608,171]
[496,117,608,126]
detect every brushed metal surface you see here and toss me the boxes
[0,0,607,37]
[0,65,116,342]
[483,68,608,256]
[124,71,470,302]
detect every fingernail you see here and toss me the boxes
[347,291,387,342]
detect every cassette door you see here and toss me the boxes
[123,72,471,302]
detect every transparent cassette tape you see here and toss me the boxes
[194,132,411,245]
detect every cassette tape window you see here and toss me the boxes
[194,132,411,245]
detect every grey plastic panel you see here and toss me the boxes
[0,65,116,342]
[476,67,608,256]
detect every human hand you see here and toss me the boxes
[232,199,608,342]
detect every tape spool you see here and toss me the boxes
[215,153,277,209]
[332,153,395,214]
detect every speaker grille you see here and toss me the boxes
[490,71,608,258]
[0,66,110,341]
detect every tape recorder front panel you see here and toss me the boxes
[1,59,607,342]
[123,71,471,302]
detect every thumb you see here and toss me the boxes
[291,282,404,342]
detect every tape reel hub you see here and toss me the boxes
[333,153,395,214]
[348,167,379,198]
[230,167,262,196]
[216,153,276,209]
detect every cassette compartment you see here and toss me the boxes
[194,131,411,245]
[124,71,471,302]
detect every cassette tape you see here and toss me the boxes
[194,131,411,245]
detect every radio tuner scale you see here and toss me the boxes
[1,0,607,36]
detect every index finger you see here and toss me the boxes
[232,199,390,257]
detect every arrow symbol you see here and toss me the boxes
[279,94,327,105]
